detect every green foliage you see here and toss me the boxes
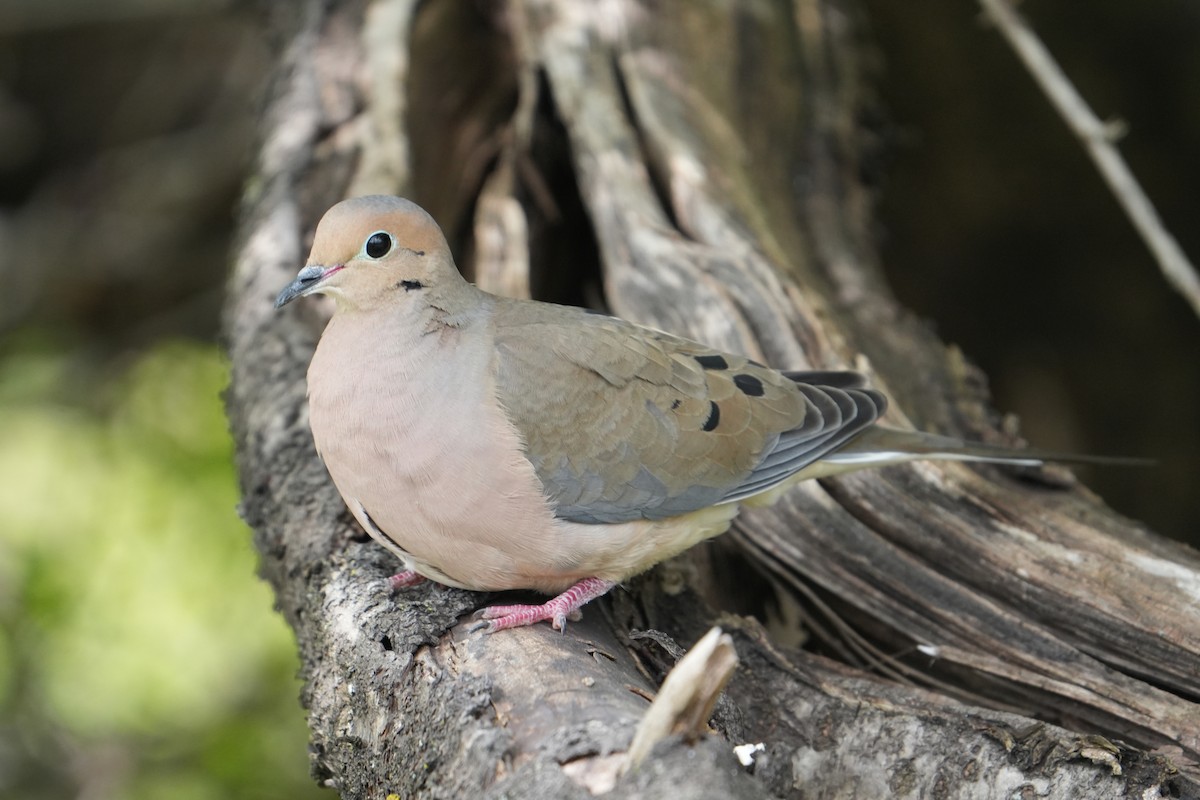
[0,339,327,799]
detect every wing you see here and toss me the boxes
[491,300,886,523]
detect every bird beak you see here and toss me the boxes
[274,264,343,309]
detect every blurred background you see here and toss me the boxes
[0,1,1195,798]
[0,3,327,799]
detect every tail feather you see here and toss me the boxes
[824,426,1151,470]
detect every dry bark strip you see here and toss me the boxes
[225,1,1200,797]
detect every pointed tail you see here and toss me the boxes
[823,426,1152,470]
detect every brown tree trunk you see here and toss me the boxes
[224,1,1200,797]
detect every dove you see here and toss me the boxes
[275,195,1131,632]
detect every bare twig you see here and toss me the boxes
[978,0,1200,320]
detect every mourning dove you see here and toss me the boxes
[275,195,1122,632]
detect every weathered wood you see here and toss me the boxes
[225,1,1200,797]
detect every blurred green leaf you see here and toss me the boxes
[0,339,326,799]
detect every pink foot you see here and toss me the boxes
[388,570,426,591]
[471,578,616,633]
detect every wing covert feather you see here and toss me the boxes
[490,300,885,523]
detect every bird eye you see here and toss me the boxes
[364,231,392,259]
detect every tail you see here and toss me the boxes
[822,426,1151,471]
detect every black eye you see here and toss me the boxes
[365,232,392,259]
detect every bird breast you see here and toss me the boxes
[305,310,575,591]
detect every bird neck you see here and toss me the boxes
[325,278,492,344]
[424,279,493,330]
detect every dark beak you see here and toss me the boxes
[274,265,336,309]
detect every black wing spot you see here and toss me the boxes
[734,374,765,397]
[702,401,721,431]
[671,399,682,410]
[695,354,729,370]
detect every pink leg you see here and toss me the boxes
[472,578,616,633]
[388,570,426,591]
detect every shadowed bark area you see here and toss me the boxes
[224,1,1200,797]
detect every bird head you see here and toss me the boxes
[274,195,455,312]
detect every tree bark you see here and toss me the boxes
[224,1,1200,797]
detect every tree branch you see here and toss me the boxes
[978,0,1200,319]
